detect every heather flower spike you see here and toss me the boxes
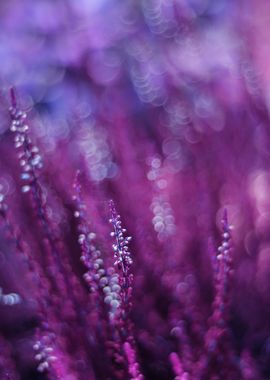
[9,89,43,189]
[201,209,236,378]
[124,341,144,380]
[109,200,133,275]
[169,352,189,380]
[8,91,82,379]
[73,172,117,307]
[109,200,144,379]
[109,200,134,330]
[215,209,234,319]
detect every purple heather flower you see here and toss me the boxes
[0,1,269,380]
[169,352,189,380]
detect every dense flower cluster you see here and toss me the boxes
[0,1,269,379]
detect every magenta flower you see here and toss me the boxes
[0,1,269,380]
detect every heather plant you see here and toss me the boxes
[0,1,270,380]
